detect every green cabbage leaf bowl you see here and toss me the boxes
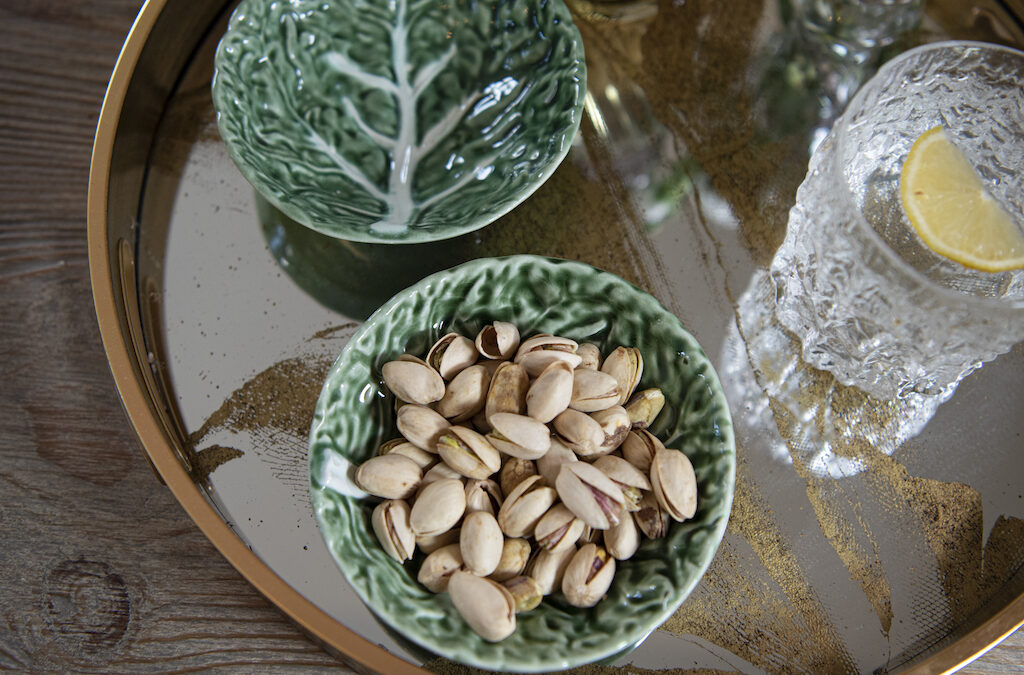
[308,255,735,671]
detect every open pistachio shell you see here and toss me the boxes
[525,360,573,423]
[475,321,520,360]
[593,454,650,511]
[416,527,461,555]
[427,332,479,380]
[514,334,582,377]
[503,575,543,613]
[381,359,445,406]
[499,457,536,498]
[621,429,665,474]
[437,426,501,480]
[489,538,531,582]
[555,462,626,530]
[371,499,415,563]
[355,454,422,500]
[534,503,585,553]
[486,412,551,460]
[552,408,604,457]
[600,346,643,406]
[624,388,665,429]
[562,543,616,608]
[448,571,517,642]
[497,474,557,538]
[591,405,631,456]
[569,368,620,412]
[634,492,670,539]
[436,364,490,421]
[410,478,466,537]
[465,479,503,516]
[378,439,437,471]
[396,404,450,452]
[417,543,464,593]
[535,437,578,486]
[485,361,529,421]
[650,447,698,522]
[527,544,576,596]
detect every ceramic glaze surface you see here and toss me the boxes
[212,0,585,243]
[308,256,736,672]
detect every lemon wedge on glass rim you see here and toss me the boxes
[900,126,1024,272]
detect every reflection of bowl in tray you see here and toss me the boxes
[212,0,586,244]
[307,255,736,672]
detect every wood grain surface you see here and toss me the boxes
[0,1,1020,673]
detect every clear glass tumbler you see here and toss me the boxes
[771,41,1024,400]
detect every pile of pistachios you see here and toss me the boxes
[354,322,698,642]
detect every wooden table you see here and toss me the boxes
[0,1,1020,671]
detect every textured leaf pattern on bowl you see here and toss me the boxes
[213,0,585,243]
[308,256,736,672]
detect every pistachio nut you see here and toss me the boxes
[499,457,536,498]
[552,408,604,457]
[371,499,415,563]
[460,511,504,577]
[528,544,575,596]
[576,342,602,370]
[486,412,551,460]
[437,426,501,480]
[381,359,445,406]
[418,461,464,497]
[525,360,573,423]
[533,503,585,553]
[621,428,665,474]
[604,512,640,560]
[417,543,464,593]
[569,368,620,413]
[355,454,422,499]
[475,321,520,360]
[503,575,543,613]
[600,346,643,406]
[624,388,665,429]
[435,364,490,421]
[410,478,466,537]
[378,439,437,471]
[562,543,616,608]
[427,332,479,380]
[490,537,531,582]
[634,492,670,539]
[535,437,578,486]
[484,361,529,421]
[591,405,632,456]
[555,462,626,530]
[497,475,557,538]
[448,571,517,642]
[592,455,651,512]
[514,334,582,377]
[396,404,450,452]
[416,527,461,555]
[650,447,698,522]
[465,478,503,516]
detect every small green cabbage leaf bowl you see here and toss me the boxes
[212,0,585,244]
[308,256,735,671]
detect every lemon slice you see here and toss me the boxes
[900,126,1024,272]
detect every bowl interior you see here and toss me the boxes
[308,255,735,672]
[212,0,585,244]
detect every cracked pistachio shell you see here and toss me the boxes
[435,364,490,422]
[593,455,650,511]
[436,426,501,480]
[591,405,632,455]
[600,346,643,405]
[427,333,478,380]
[378,439,438,471]
[465,479,503,516]
[535,437,578,486]
[651,447,698,522]
[624,388,665,430]
[371,499,415,563]
[475,321,520,360]
[355,454,422,499]
[555,462,626,530]
[562,543,616,608]
[504,575,543,613]
[497,475,557,538]
[448,571,516,642]
[622,429,665,474]
[604,512,640,561]
[460,511,504,577]
[569,368,620,413]
[514,334,582,377]
[534,503,585,553]
[417,543,464,593]
[396,404,450,452]
[634,492,670,539]
[528,544,576,596]
[576,342,602,370]
[410,478,466,537]
[499,457,536,498]
[484,361,529,421]
[486,412,551,460]
[552,408,604,457]
[525,360,573,423]
[381,359,445,406]
[418,462,463,498]
[489,538,531,582]
[416,527,461,555]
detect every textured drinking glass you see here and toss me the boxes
[772,41,1024,400]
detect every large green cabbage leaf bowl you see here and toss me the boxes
[308,256,736,672]
[213,0,585,243]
